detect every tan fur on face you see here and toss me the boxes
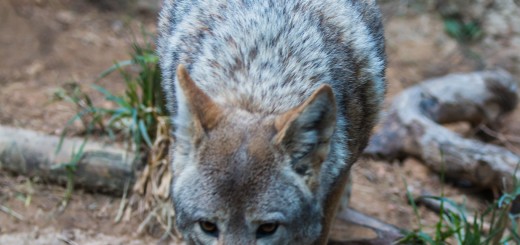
[173,108,322,244]
[198,111,278,194]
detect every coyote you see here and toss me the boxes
[158,0,386,244]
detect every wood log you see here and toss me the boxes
[0,126,135,194]
[365,70,519,190]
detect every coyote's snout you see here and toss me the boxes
[158,0,386,244]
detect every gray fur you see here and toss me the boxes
[158,0,386,244]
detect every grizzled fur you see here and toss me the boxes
[158,0,386,244]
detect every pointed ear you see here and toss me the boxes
[175,64,223,141]
[274,85,337,190]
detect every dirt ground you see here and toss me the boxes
[1,0,520,244]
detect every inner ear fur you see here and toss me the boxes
[176,64,223,139]
[274,84,337,149]
[273,85,337,189]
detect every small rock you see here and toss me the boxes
[26,62,44,77]
[87,202,98,210]
[402,157,431,180]
[61,229,76,241]
[111,20,124,33]
[56,11,75,25]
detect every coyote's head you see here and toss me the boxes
[171,65,337,245]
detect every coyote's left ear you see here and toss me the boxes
[274,85,337,189]
[175,64,223,142]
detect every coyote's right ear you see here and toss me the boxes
[175,64,223,142]
[274,85,337,190]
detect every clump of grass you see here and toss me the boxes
[434,1,484,44]
[399,171,520,244]
[53,83,107,136]
[95,34,165,152]
[443,17,483,44]
[55,31,176,238]
[55,31,165,154]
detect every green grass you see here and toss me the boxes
[399,173,520,244]
[55,31,166,154]
[443,18,483,44]
[55,31,174,237]
[51,140,87,211]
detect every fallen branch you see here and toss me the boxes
[0,126,135,194]
[365,70,519,190]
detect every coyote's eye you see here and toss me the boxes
[256,223,279,238]
[199,221,219,237]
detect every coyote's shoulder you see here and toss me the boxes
[158,0,386,244]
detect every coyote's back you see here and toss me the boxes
[158,0,385,244]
